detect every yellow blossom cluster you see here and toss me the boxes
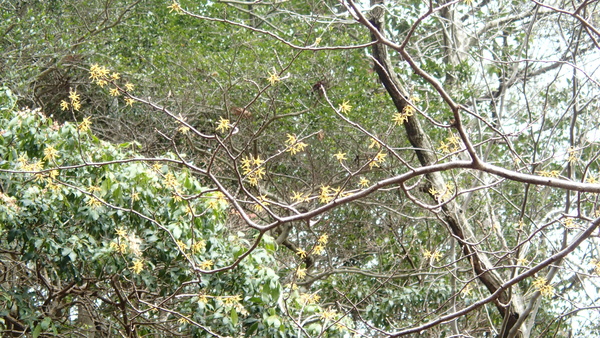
[368,151,387,169]
[86,197,103,208]
[89,64,135,106]
[59,88,82,112]
[567,147,579,163]
[438,133,462,154]
[428,183,454,202]
[163,172,180,189]
[285,134,308,155]
[110,227,144,257]
[590,259,600,275]
[252,195,270,212]
[296,267,307,279]
[516,258,528,266]
[320,309,338,321]
[561,218,577,229]
[532,277,554,297]
[43,145,59,162]
[318,185,334,203]
[78,116,92,133]
[537,170,560,178]
[298,292,320,305]
[207,191,228,209]
[291,190,310,203]
[423,249,442,262]
[131,258,145,274]
[241,155,266,186]
[392,104,415,125]
[295,233,328,264]
[191,240,206,254]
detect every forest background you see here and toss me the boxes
[1,0,600,337]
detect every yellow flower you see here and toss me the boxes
[538,170,560,178]
[253,195,270,212]
[191,240,206,254]
[567,147,579,163]
[252,155,265,167]
[199,260,213,270]
[89,64,110,82]
[319,185,333,203]
[291,191,305,203]
[532,277,554,297]
[438,141,450,153]
[392,112,409,125]
[286,133,298,145]
[60,100,70,111]
[68,89,80,103]
[333,151,347,162]
[358,177,370,188]
[78,117,92,132]
[368,138,381,149]
[267,67,280,85]
[318,234,328,245]
[296,248,307,258]
[131,259,145,274]
[198,295,209,305]
[88,185,101,193]
[561,218,576,229]
[313,244,325,255]
[179,126,189,134]
[402,105,415,116]
[110,72,120,80]
[296,267,307,279]
[320,309,338,321]
[314,37,322,45]
[124,98,135,106]
[86,197,102,208]
[298,293,321,304]
[216,117,231,133]
[168,1,183,13]
[286,135,308,155]
[177,317,189,325]
[115,226,127,238]
[43,146,59,161]
[109,87,120,96]
[163,172,179,188]
[48,170,59,179]
[338,100,352,114]
[124,82,134,91]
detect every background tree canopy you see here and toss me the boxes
[1,0,600,336]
